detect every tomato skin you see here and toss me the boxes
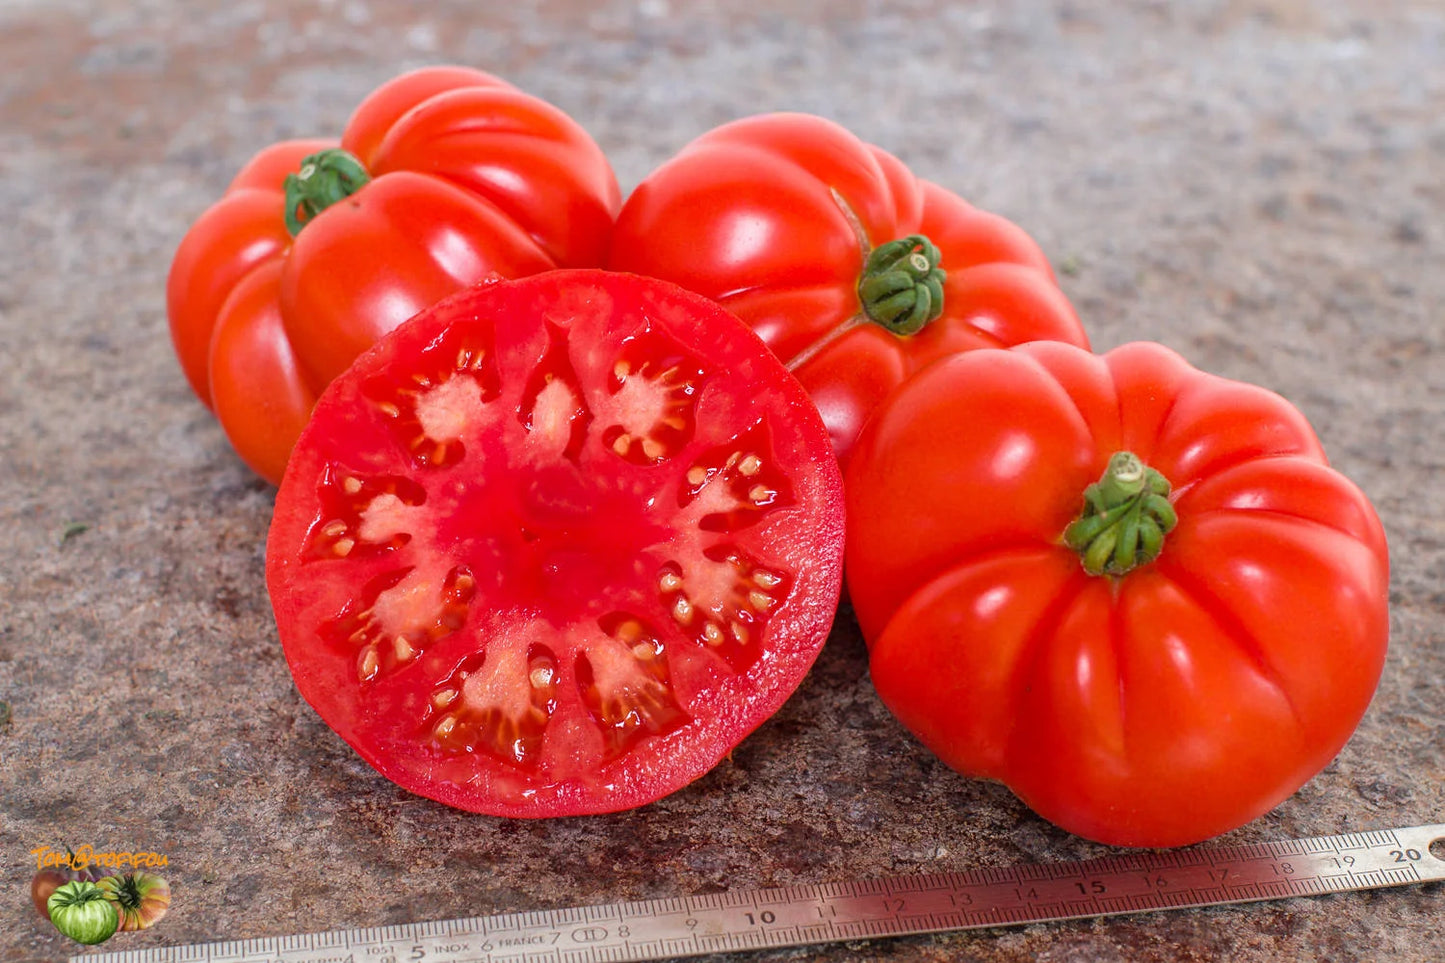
[166,67,620,484]
[355,82,617,269]
[268,269,844,817]
[167,138,331,408]
[278,170,554,389]
[208,260,317,486]
[47,881,119,945]
[608,113,1089,465]
[846,341,1390,847]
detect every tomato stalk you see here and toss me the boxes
[857,234,946,336]
[283,148,372,236]
[1064,451,1177,576]
[97,871,171,931]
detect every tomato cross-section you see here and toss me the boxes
[267,270,845,816]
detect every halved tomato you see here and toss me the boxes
[266,270,845,816]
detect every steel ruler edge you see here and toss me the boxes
[73,822,1445,963]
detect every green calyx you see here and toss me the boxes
[1063,452,1178,576]
[857,234,946,336]
[283,148,372,236]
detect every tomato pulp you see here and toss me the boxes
[267,270,845,816]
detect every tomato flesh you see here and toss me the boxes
[268,270,844,816]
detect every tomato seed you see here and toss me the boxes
[608,623,645,649]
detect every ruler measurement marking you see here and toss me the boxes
[77,824,1444,963]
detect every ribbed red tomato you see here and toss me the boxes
[167,66,620,483]
[267,270,845,816]
[846,341,1390,846]
[608,112,1089,466]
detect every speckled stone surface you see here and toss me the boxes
[2,1,1442,960]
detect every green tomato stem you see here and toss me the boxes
[1064,451,1177,576]
[857,234,946,335]
[283,148,372,236]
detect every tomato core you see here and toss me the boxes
[427,457,674,625]
[1062,451,1178,576]
[856,233,946,335]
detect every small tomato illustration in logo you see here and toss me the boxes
[31,868,78,920]
[47,880,119,945]
[29,850,103,919]
[97,871,171,931]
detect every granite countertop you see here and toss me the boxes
[2,1,1441,960]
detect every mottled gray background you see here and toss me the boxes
[1,1,1441,960]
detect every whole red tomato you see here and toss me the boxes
[167,66,621,484]
[608,112,1089,466]
[846,341,1390,847]
[267,270,845,816]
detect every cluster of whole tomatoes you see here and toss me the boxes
[31,863,170,945]
[169,67,1390,847]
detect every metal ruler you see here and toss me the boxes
[80,823,1444,963]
